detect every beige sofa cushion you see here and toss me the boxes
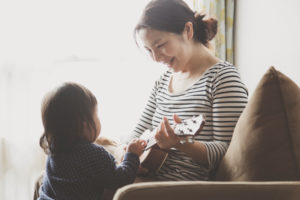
[217,67,300,181]
[113,181,300,200]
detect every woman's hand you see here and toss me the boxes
[155,114,182,150]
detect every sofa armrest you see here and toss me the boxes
[113,181,300,200]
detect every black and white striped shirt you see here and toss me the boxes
[129,61,248,181]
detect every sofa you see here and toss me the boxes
[113,181,300,200]
[111,67,300,200]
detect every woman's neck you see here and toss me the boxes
[180,43,220,78]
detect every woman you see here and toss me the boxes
[127,0,248,181]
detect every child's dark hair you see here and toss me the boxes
[39,82,98,155]
[134,0,218,46]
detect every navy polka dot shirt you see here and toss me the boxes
[38,140,140,200]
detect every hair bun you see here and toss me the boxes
[194,11,206,20]
[194,12,218,44]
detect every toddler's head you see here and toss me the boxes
[39,82,100,155]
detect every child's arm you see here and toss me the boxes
[93,139,146,190]
[95,136,126,164]
[106,152,140,188]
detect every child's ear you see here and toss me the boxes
[83,121,90,134]
[83,121,88,127]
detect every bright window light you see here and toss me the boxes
[0,1,193,199]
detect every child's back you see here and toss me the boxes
[40,141,140,199]
[38,83,145,200]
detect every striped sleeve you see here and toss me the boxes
[203,66,248,170]
[125,78,160,143]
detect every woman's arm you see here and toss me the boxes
[175,141,208,165]
[155,116,208,165]
[155,66,248,169]
[125,78,161,144]
[203,66,248,170]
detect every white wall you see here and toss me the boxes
[235,0,300,96]
[0,1,166,199]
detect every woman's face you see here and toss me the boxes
[138,28,191,72]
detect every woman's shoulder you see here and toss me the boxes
[206,61,241,80]
[209,61,248,94]
[153,69,172,89]
[157,69,172,82]
[208,61,237,74]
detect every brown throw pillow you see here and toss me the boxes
[216,67,300,181]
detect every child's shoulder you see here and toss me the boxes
[73,140,109,158]
[81,141,107,153]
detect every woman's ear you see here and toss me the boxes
[184,22,194,40]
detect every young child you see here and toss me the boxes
[38,82,146,200]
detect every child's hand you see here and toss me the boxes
[127,139,147,156]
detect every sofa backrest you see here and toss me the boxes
[216,67,300,181]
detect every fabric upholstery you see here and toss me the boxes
[113,181,300,200]
[216,67,300,181]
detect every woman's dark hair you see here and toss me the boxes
[39,82,97,155]
[134,0,218,46]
